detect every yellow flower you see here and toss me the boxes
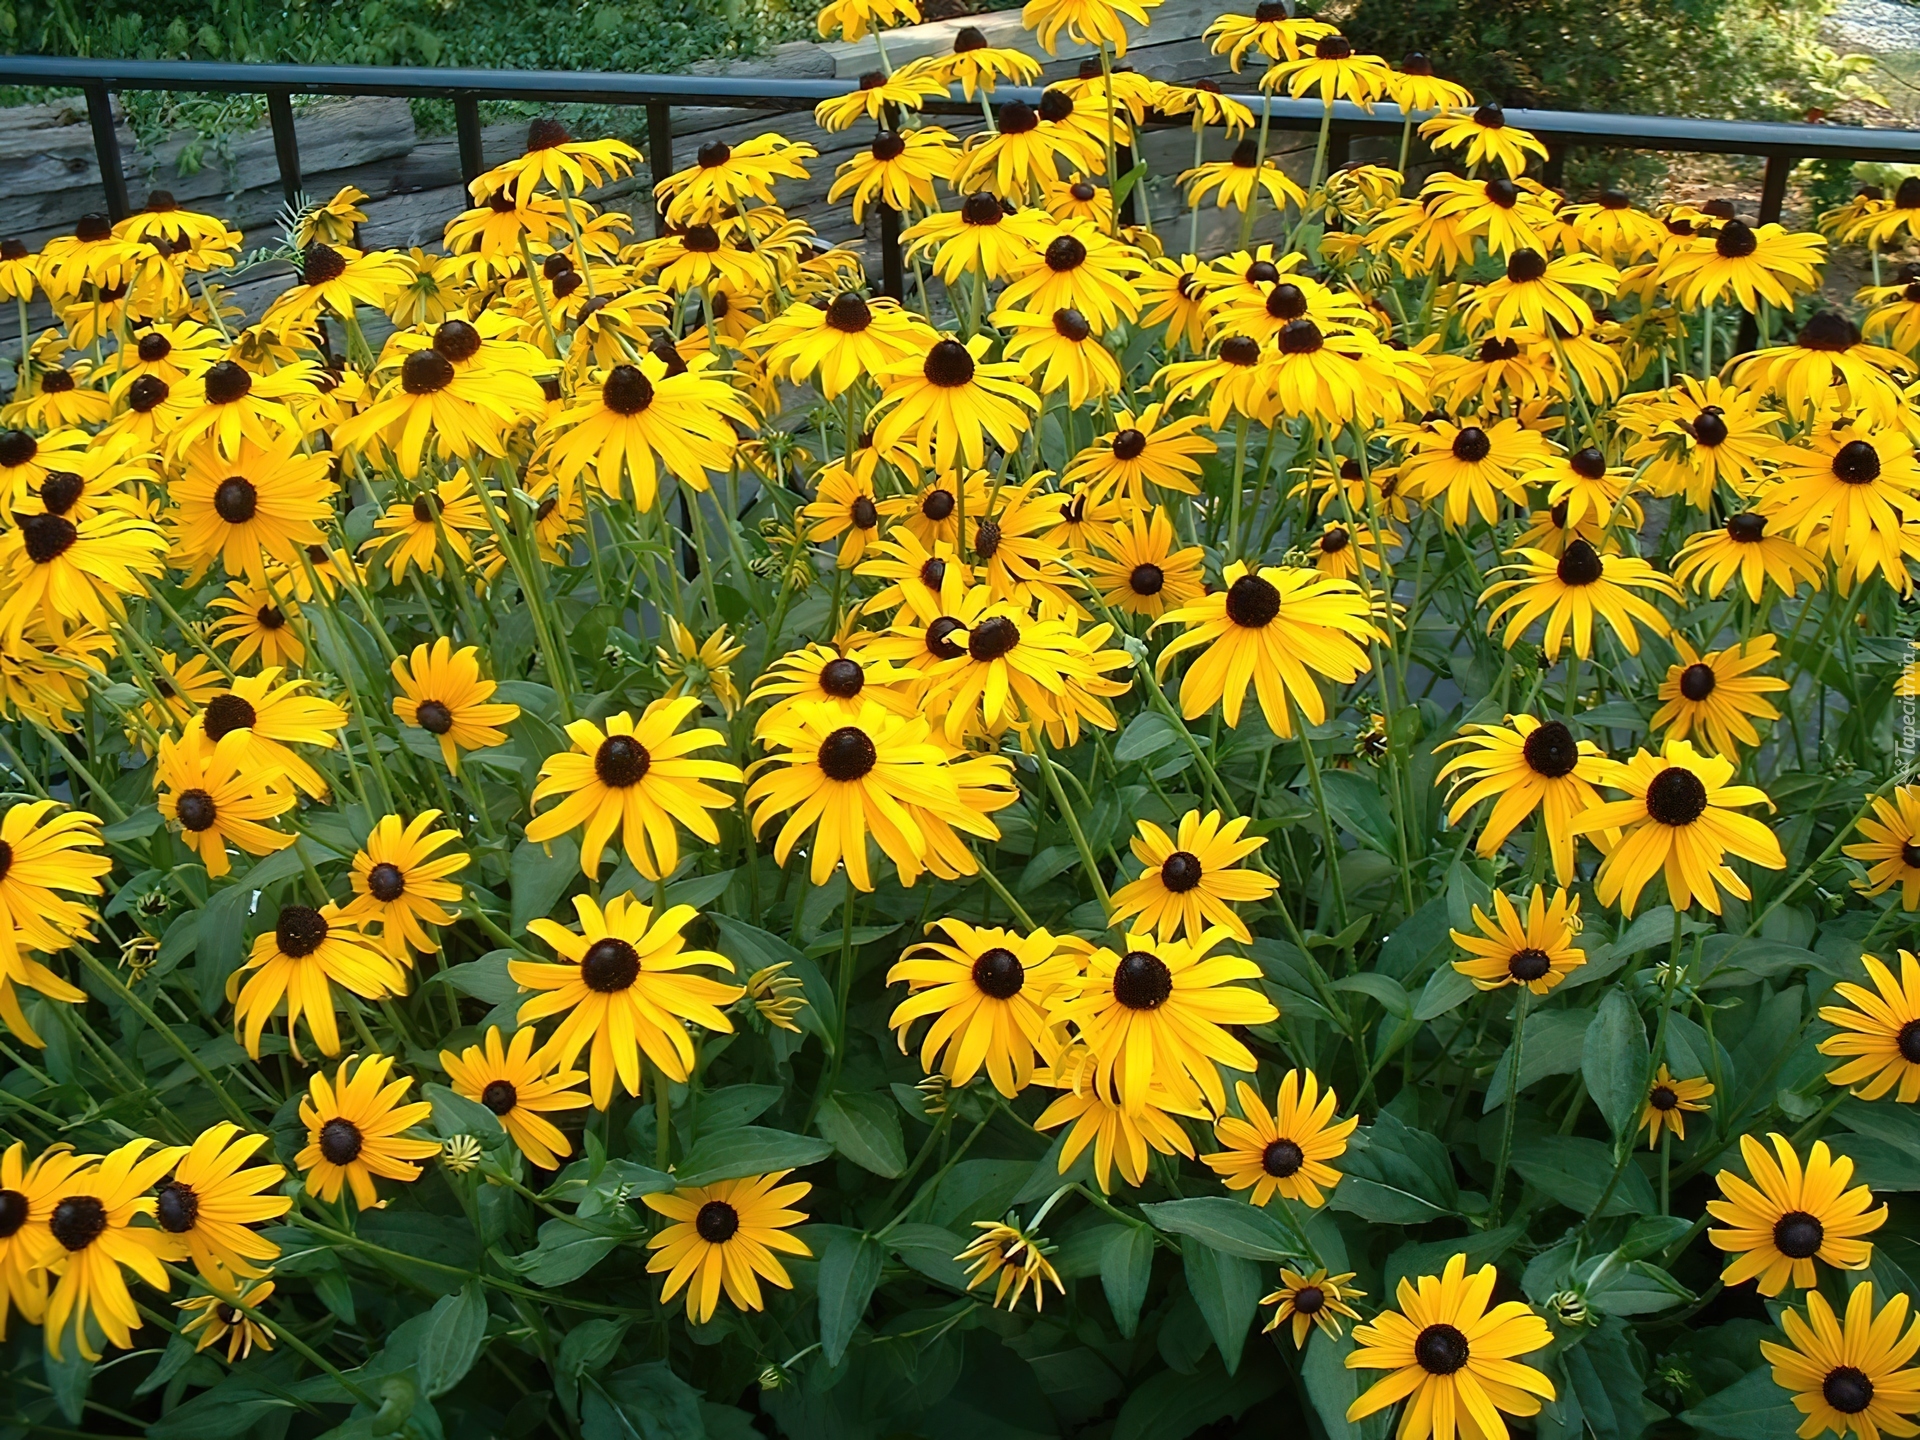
[1761,1283,1920,1440]
[1263,1267,1364,1348]
[1650,634,1787,758]
[177,1275,276,1364]
[957,1217,1065,1310]
[296,1053,441,1210]
[642,1172,811,1322]
[1481,540,1677,661]
[1202,1071,1357,1207]
[149,1122,291,1281]
[35,1138,187,1361]
[1449,886,1585,996]
[339,811,468,963]
[1638,1064,1713,1148]
[440,1025,591,1171]
[390,638,522,774]
[228,902,405,1060]
[1819,949,1920,1102]
[1109,809,1276,943]
[1708,1133,1884,1296]
[154,732,295,879]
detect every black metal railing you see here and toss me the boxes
[3,53,1919,300]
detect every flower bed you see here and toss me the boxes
[1,2,1920,1437]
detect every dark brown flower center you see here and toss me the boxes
[596,365,653,417]
[1038,89,1074,123]
[921,487,956,521]
[1293,1283,1326,1313]
[1690,407,1728,447]
[1415,1323,1470,1374]
[155,1180,200,1233]
[924,339,976,388]
[203,693,257,740]
[1113,950,1173,1010]
[1129,563,1166,596]
[76,213,113,242]
[696,1199,740,1243]
[214,476,259,524]
[1045,236,1087,274]
[1773,1210,1824,1259]
[129,374,171,412]
[38,470,82,517]
[319,1118,363,1165]
[973,518,1002,560]
[302,244,347,287]
[1473,103,1506,129]
[1220,335,1262,366]
[1053,307,1091,342]
[1111,428,1147,460]
[820,658,865,698]
[176,788,218,831]
[1508,947,1552,982]
[526,117,572,150]
[920,557,947,588]
[819,726,878,782]
[0,1188,26,1238]
[434,319,482,362]
[962,192,1007,226]
[850,495,879,530]
[1832,439,1881,485]
[0,430,35,468]
[1649,1085,1679,1111]
[1726,512,1766,543]
[50,1195,107,1251]
[1645,767,1709,826]
[1569,447,1607,480]
[972,946,1025,999]
[1262,1138,1305,1176]
[594,735,651,787]
[955,24,987,51]
[367,862,406,903]
[20,513,77,564]
[998,100,1039,134]
[276,905,330,958]
[1557,539,1604,586]
[926,616,967,660]
[1479,336,1520,363]
[1798,309,1858,352]
[1522,720,1578,778]
[1485,177,1519,209]
[397,348,454,396]
[1897,1018,1920,1063]
[582,937,642,992]
[1823,1367,1874,1416]
[1161,851,1203,893]
[203,360,253,405]
[481,1079,519,1115]
[1278,318,1324,355]
[1679,663,1716,702]
[1451,426,1491,462]
[416,699,455,734]
[1505,248,1547,284]
[1321,526,1351,554]
[826,293,873,333]
[871,130,907,162]
[1225,573,1282,628]
[968,615,1020,661]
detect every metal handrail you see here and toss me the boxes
[3,52,1917,298]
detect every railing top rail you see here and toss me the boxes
[2,55,1918,162]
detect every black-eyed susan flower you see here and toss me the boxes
[803,460,884,567]
[1482,539,1677,660]
[339,811,468,963]
[747,699,1002,890]
[36,213,143,303]
[1033,1042,1202,1192]
[1708,1133,1884,1296]
[1654,217,1826,311]
[261,242,411,328]
[1385,50,1474,112]
[390,639,521,774]
[958,1214,1066,1311]
[829,128,957,223]
[814,68,950,133]
[0,800,111,962]
[750,642,919,724]
[1819,949,1920,1102]
[750,292,935,401]
[478,119,639,202]
[0,1139,85,1337]
[1308,520,1400,580]
[655,133,817,225]
[1450,885,1585,995]
[1561,190,1671,265]
[441,1025,590,1171]
[1397,417,1552,528]
[177,1274,276,1363]
[919,586,1121,742]
[1180,139,1308,217]
[1083,506,1204,618]
[1639,1064,1713,1149]
[642,1171,811,1324]
[526,701,742,881]
[542,353,753,511]
[516,893,742,1109]
[1436,718,1609,883]
[1263,1267,1365,1348]
[364,471,491,585]
[1203,1071,1357,1207]
[817,0,919,41]
[1204,6,1336,68]
[1466,248,1618,337]
[870,336,1038,472]
[997,221,1143,329]
[1762,422,1920,594]
[1264,32,1394,106]
[1345,1253,1556,1440]
[1847,791,1920,913]
[902,193,1048,285]
[1066,405,1211,504]
[999,306,1126,406]
[0,500,168,644]
[167,432,335,582]
[1571,739,1785,917]
[1672,512,1824,604]
[886,919,1080,1097]
[229,902,405,1060]
[207,581,303,671]
[1861,262,1920,354]
[155,732,295,879]
[1049,927,1276,1116]
[150,1122,291,1281]
[1651,634,1786,758]
[1762,1282,1920,1440]
[1154,561,1378,737]
[294,184,369,247]
[657,619,744,717]
[1109,809,1275,943]
[35,1138,185,1361]
[1735,310,1912,427]
[166,357,321,461]
[188,668,347,801]
[1419,102,1549,177]
[296,1053,440,1210]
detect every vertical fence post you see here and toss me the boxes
[1757,152,1793,224]
[1326,127,1350,173]
[82,80,130,221]
[267,91,302,206]
[456,95,485,196]
[879,205,904,300]
[646,102,673,237]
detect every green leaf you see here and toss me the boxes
[815,1092,906,1177]
[1583,990,1650,1138]
[673,1125,835,1186]
[1836,1098,1920,1162]
[41,1341,92,1424]
[1484,1007,1593,1112]
[1331,973,1411,1019]
[1512,1135,1656,1216]
[102,805,162,842]
[510,834,580,932]
[1683,1366,1802,1440]
[583,1362,706,1440]
[423,1082,507,1144]
[1115,710,1181,764]
[1302,1329,1392,1440]
[1319,769,1395,854]
[1414,965,1477,1021]
[1180,1237,1261,1375]
[1142,1197,1300,1261]
[817,1232,884,1365]
[132,1331,197,1398]
[1697,935,1834,989]
[417,1283,488,1398]
[1583,1258,1692,1315]
[1101,1226,1155,1339]
[435,949,522,1005]
[515,1217,627,1287]
[1113,1356,1284,1440]
[886,1222,972,1289]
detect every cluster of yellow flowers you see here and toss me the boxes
[2,0,1920,1428]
